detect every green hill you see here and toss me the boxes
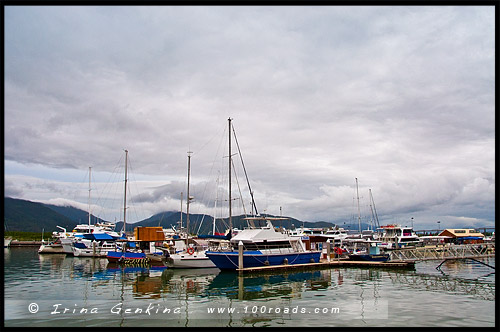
[4,197,79,232]
[44,203,109,225]
[124,211,338,235]
[3,197,339,234]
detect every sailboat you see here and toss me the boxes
[106,150,160,265]
[41,167,121,255]
[166,151,217,268]
[346,179,389,262]
[70,167,124,257]
[205,118,321,270]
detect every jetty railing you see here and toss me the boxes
[387,272,495,301]
[387,243,495,262]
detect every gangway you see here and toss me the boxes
[387,243,495,263]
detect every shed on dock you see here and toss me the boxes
[438,229,485,244]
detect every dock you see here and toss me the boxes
[236,258,415,273]
[236,243,495,274]
[8,240,43,246]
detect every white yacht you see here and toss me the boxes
[377,224,422,249]
[165,237,223,268]
[323,228,349,241]
[58,223,122,255]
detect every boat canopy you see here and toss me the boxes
[82,233,116,240]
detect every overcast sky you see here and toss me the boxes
[4,6,495,231]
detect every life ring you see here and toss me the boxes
[187,247,195,255]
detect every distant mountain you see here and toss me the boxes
[4,197,79,232]
[44,203,109,225]
[125,212,340,235]
[3,197,367,234]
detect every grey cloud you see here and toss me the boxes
[4,6,494,229]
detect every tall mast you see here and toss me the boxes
[213,173,220,235]
[186,151,192,242]
[88,166,91,231]
[179,192,183,233]
[356,177,361,234]
[228,118,233,234]
[369,189,380,229]
[122,149,128,234]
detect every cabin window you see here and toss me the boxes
[232,241,292,251]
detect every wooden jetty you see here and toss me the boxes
[236,243,495,274]
[236,258,415,273]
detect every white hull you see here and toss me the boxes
[60,238,76,255]
[38,244,65,254]
[4,238,12,248]
[73,242,117,257]
[73,247,107,257]
[167,251,216,268]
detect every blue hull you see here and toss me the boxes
[107,251,146,262]
[205,251,321,270]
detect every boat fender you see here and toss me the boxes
[187,247,195,255]
[283,258,289,265]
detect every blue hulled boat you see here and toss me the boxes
[106,249,148,262]
[206,217,321,270]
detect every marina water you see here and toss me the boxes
[4,246,495,327]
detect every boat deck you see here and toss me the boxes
[236,258,415,273]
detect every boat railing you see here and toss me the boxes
[207,240,310,254]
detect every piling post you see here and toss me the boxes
[238,241,244,270]
[326,239,331,262]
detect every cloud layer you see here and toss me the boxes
[4,6,495,230]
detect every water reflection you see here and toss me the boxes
[160,268,220,297]
[206,269,332,301]
[4,247,495,327]
[22,249,499,304]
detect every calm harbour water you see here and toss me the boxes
[4,246,495,327]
